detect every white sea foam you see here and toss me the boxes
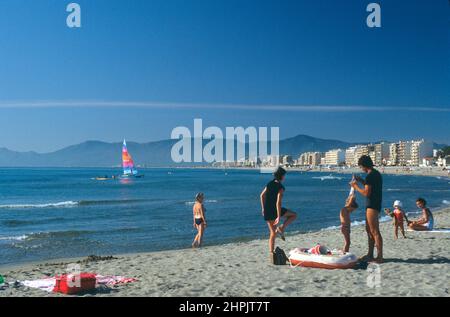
[0,235,28,241]
[185,199,218,206]
[443,200,450,205]
[312,175,344,181]
[0,201,79,209]
[321,215,392,231]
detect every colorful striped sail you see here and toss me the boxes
[122,140,138,176]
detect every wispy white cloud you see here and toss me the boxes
[0,100,449,112]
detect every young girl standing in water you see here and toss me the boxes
[192,192,207,248]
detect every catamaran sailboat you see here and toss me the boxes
[121,140,144,178]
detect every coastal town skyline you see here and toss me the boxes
[214,138,450,169]
[1,132,449,168]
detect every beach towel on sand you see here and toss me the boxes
[96,275,138,286]
[21,278,55,292]
[21,274,137,293]
[407,228,450,233]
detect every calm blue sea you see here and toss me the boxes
[0,168,449,266]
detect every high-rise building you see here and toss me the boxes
[374,142,390,166]
[324,149,345,166]
[397,141,412,166]
[263,155,280,167]
[344,139,433,167]
[299,152,322,166]
[410,139,433,166]
[345,147,358,166]
[354,145,369,160]
[389,143,399,166]
[281,155,293,165]
[345,144,378,166]
[368,145,376,165]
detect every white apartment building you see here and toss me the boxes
[437,156,450,168]
[374,142,390,166]
[397,141,412,166]
[298,152,322,166]
[354,145,370,163]
[345,147,357,166]
[421,157,435,167]
[298,139,436,169]
[348,144,376,166]
[268,155,280,167]
[260,155,280,167]
[324,149,345,166]
[385,140,432,166]
[410,139,433,166]
[281,155,293,165]
[389,143,399,166]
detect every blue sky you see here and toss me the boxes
[0,0,449,152]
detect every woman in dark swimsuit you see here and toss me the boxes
[192,192,207,248]
[260,167,297,257]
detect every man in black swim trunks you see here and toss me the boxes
[260,167,297,257]
[351,155,384,263]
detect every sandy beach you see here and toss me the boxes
[1,208,449,297]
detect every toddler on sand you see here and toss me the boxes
[385,200,409,239]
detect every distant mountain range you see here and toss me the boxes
[0,135,447,167]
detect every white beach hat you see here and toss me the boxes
[393,200,403,208]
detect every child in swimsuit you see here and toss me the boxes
[408,198,434,231]
[385,200,409,239]
[340,194,358,253]
[192,192,207,248]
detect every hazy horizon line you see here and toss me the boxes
[0,100,449,112]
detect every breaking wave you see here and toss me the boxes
[0,235,28,241]
[322,215,392,231]
[185,199,219,206]
[0,199,152,210]
[0,201,79,209]
[312,175,344,181]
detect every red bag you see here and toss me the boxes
[53,273,97,294]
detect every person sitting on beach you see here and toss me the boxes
[260,167,297,259]
[408,198,434,231]
[384,200,409,239]
[340,194,359,253]
[192,192,207,248]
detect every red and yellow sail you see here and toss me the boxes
[122,140,137,176]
